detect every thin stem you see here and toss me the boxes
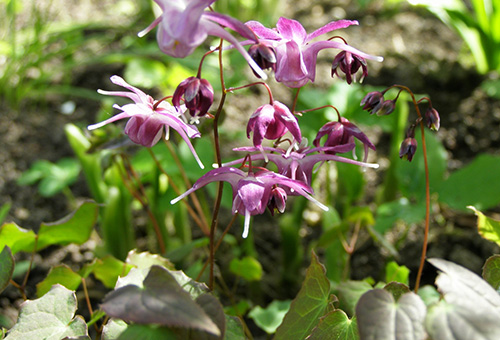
[197,48,218,78]
[81,278,99,333]
[390,85,430,293]
[227,81,274,104]
[21,236,38,296]
[152,95,173,111]
[292,87,301,112]
[299,104,341,121]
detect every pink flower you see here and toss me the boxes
[246,17,383,88]
[171,167,327,238]
[88,75,204,168]
[139,0,266,78]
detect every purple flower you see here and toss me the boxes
[425,107,440,131]
[331,51,368,84]
[225,144,379,187]
[88,75,204,168]
[399,137,417,162]
[313,118,376,162]
[172,76,214,120]
[247,101,302,159]
[248,42,277,77]
[171,167,327,238]
[361,91,384,114]
[139,0,266,78]
[267,186,287,216]
[246,17,383,88]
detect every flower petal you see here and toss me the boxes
[306,20,358,42]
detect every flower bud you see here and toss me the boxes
[361,91,384,114]
[331,51,368,84]
[172,77,214,118]
[248,43,277,78]
[267,186,287,216]
[399,137,417,162]
[425,107,440,131]
[374,99,396,116]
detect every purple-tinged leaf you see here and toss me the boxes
[274,251,331,339]
[483,255,500,291]
[101,265,220,336]
[0,246,14,293]
[176,294,226,340]
[307,310,359,340]
[356,289,426,340]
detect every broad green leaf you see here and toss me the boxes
[416,285,441,307]
[483,255,500,291]
[335,280,373,316]
[438,155,500,211]
[101,265,220,336]
[90,256,132,289]
[356,289,426,340]
[374,198,426,234]
[117,324,177,340]
[307,310,359,340]
[427,258,500,339]
[37,201,98,250]
[469,206,500,246]
[274,251,331,340]
[101,319,127,340]
[0,246,14,293]
[36,265,82,297]
[5,285,89,340]
[224,316,245,340]
[125,250,174,270]
[0,223,36,254]
[385,261,410,285]
[248,300,291,334]
[229,256,263,281]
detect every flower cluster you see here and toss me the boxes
[89,0,387,237]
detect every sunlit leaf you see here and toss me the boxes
[274,251,331,339]
[0,246,14,293]
[469,206,500,246]
[385,261,410,286]
[483,255,500,291]
[229,256,263,281]
[5,285,89,340]
[307,310,359,340]
[101,265,220,336]
[37,201,98,250]
[416,285,441,307]
[438,155,500,211]
[248,300,291,334]
[36,265,82,297]
[0,223,36,254]
[426,258,500,339]
[125,250,174,270]
[81,256,132,289]
[356,289,426,340]
[101,319,127,340]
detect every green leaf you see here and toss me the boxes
[374,198,426,234]
[469,206,500,246]
[0,223,36,254]
[438,155,500,211]
[125,250,174,270]
[117,324,177,340]
[383,282,411,301]
[101,319,127,340]
[37,201,98,250]
[335,280,373,316]
[0,202,11,225]
[224,316,245,340]
[101,265,220,336]
[416,285,441,307]
[483,255,500,291]
[89,256,132,289]
[307,310,359,340]
[5,285,89,340]
[0,246,14,294]
[229,256,263,281]
[36,265,82,297]
[274,251,331,340]
[248,300,291,334]
[427,258,500,339]
[356,289,426,340]
[385,261,410,285]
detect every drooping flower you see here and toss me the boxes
[425,107,440,131]
[313,117,376,162]
[331,50,368,84]
[360,91,384,114]
[139,0,266,78]
[246,17,383,87]
[247,101,302,160]
[224,144,379,187]
[172,76,214,120]
[88,75,204,168]
[248,42,277,77]
[171,167,327,238]
[399,137,417,161]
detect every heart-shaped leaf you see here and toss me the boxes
[426,258,500,340]
[307,310,359,340]
[36,265,82,297]
[356,289,426,340]
[0,223,36,254]
[101,265,220,336]
[483,255,500,291]
[5,285,88,340]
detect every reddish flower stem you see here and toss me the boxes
[227,81,274,104]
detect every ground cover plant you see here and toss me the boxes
[2,0,500,339]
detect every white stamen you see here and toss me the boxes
[242,210,251,238]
